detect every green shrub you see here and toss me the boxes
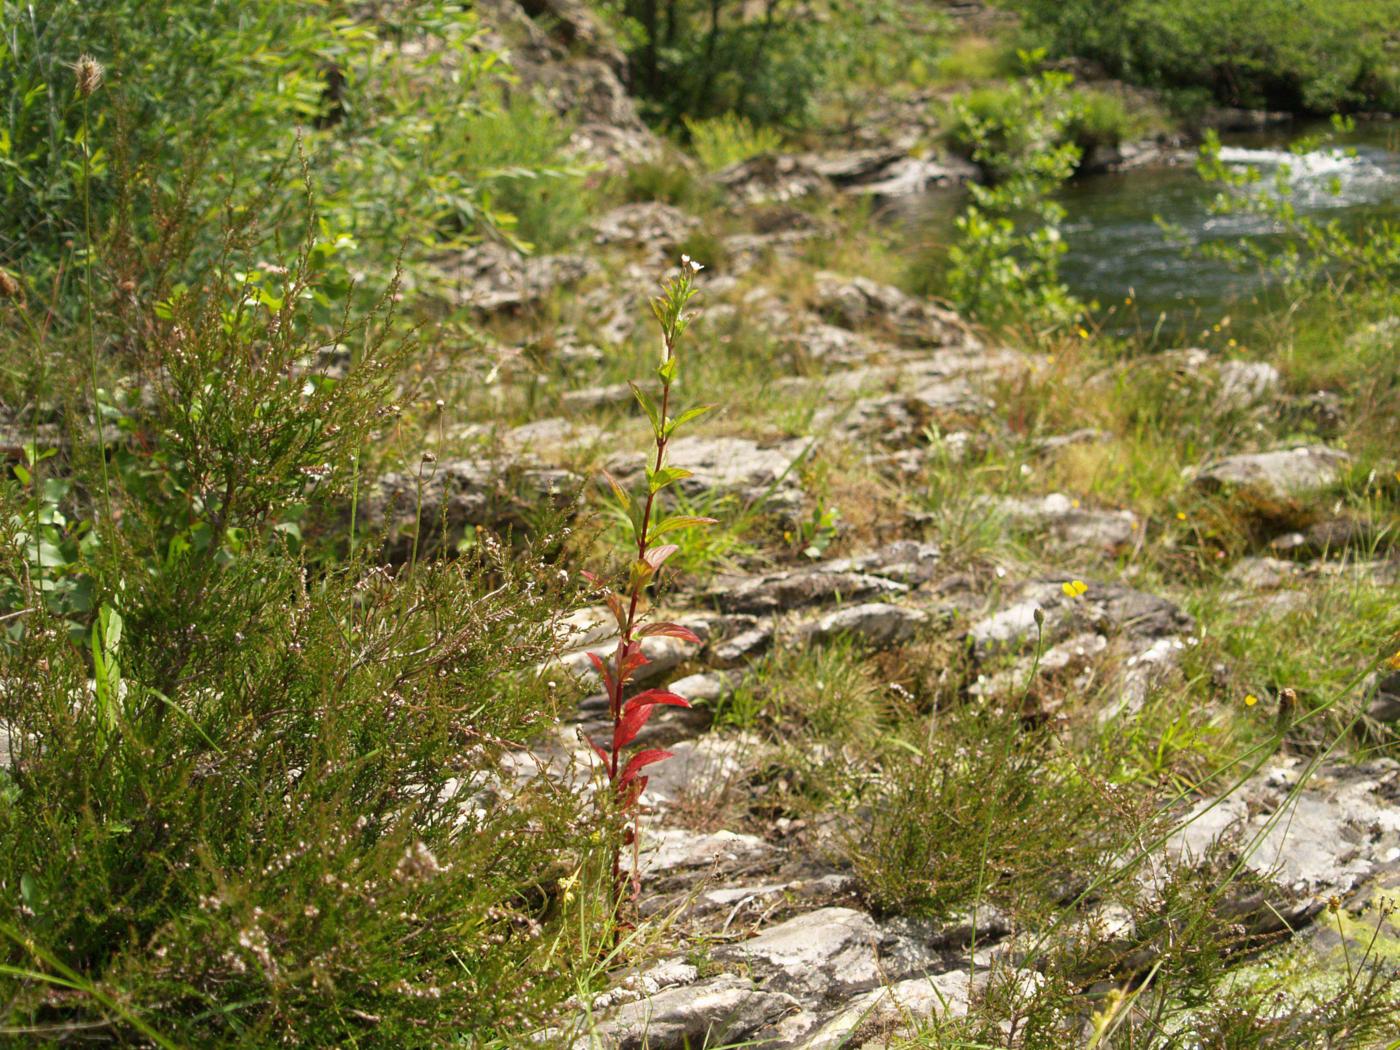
[0,0,588,304]
[1010,0,1400,114]
[0,134,594,1042]
[938,65,1087,329]
[851,705,1125,920]
[933,35,1022,85]
[683,113,782,171]
[603,0,824,127]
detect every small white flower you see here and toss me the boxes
[680,254,704,274]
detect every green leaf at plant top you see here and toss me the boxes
[629,381,662,439]
[646,464,693,494]
[649,514,718,541]
[665,403,716,437]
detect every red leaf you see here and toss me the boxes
[624,690,692,711]
[614,702,658,750]
[637,621,702,644]
[643,544,679,571]
[604,590,627,630]
[587,651,616,697]
[619,748,673,788]
[623,776,648,808]
[614,691,692,750]
[618,642,649,683]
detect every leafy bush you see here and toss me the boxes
[0,0,589,298]
[0,259,592,1047]
[1010,0,1400,114]
[602,0,824,127]
[939,66,1087,329]
[945,78,1146,174]
[683,113,782,171]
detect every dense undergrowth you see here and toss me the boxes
[1,0,1398,1046]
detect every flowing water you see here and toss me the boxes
[903,122,1399,334]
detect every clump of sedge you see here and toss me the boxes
[585,256,715,915]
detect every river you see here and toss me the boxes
[902,121,1399,336]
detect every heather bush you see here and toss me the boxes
[0,72,594,1041]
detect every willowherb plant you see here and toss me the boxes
[584,256,716,913]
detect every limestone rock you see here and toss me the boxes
[795,971,978,1049]
[590,202,700,249]
[638,826,775,882]
[968,578,1193,659]
[722,907,885,999]
[1217,359,1283,410]
[615,435,810,513]
[442,241,597,313]
[1226,556,1298,589]
[365,458,580,557]
[577,974,799,1050]
[795,603,929,649]
[813,272,971,347]
[642,734,766,809]
[703,567,909,616]
[1168,758,1400,925]
[714,154,830,205]
[996,493,1140,553]
[823,541,943,584]
[1193,445,1351,501]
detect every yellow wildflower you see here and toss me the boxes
[1244,693,1259,707]
[1061,579,1088,599]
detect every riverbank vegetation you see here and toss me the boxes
[2,0,1398,1046]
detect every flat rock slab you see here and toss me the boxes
[642,734,767,810]
[574,973,799,1050]
[967,578,1193,659]
[813,272,973,348]
[722,907,885,1000]
[625,435,811,513]
[996,493,1140,553]
[638,825,777,884]
[702,567,909,616]
[794,971,977,1050]
[1194,445,1351,501]
[794,602,929,649]
[590,202,700,248]
[1169,757,1400,922]
[440,241,597,313]
[720,906,947,1002]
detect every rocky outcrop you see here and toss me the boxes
[440,241,597,313]
[713,148,975,206]
[611,435,812,514]
[475,0,667,171]
[1193,445,1351,501]
[1169,757,1400,927]
[365,456,581,557]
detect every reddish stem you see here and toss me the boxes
[607,331,675,909]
